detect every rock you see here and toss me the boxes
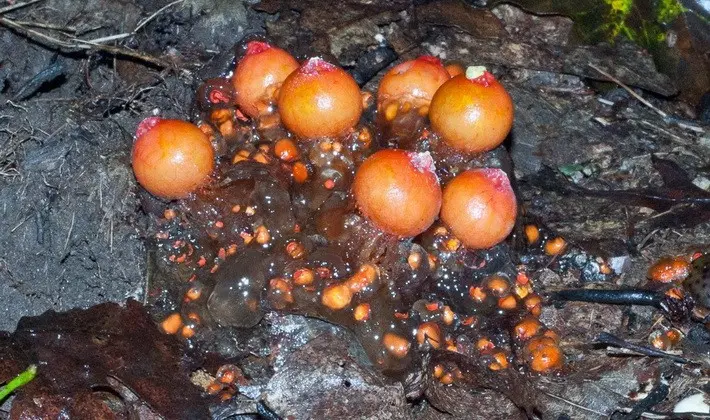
[265,334,410,419]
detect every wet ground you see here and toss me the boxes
[0,0,709,419]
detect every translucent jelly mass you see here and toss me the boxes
[152,46,566,378]
[207,249,267,328]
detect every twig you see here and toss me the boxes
[588,63,668,119]
[639,120,692,145]
[637,228,661,250]
[63,211,75,252]
[11,20,78,34]
[0,16,83,48]
[0,0,45,15]
[0,16,172,68]
[10,214,33,233]
[134,0,184,33]
[541,391,607,417]
[79,32,131,44]
[595,332,694,364]
[72,0,183,45]
[635,412,710,419]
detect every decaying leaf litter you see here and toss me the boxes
[0,0,709,418]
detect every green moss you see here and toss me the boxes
[603,0,636,40]
[594,0,688,49]
[656,0,687,24]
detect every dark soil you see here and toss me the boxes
[0,0,709,419]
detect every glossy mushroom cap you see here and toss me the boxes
[429,67,514,154]
[278,57,363,139]
[132,118,214,199]
[231,41,299,118]
[440,168,517,249]
[353,149,442,237]
[377,55,450,110]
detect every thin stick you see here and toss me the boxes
[77,32,131,44]
[588,63,668,119]
[134,0,184,33]
[0,0,45,15]
[0,16,172,67]
[11,19,78,34]
[80,0,184,44]
[542,391,607,417]
[0,16,77,48]
[63,211,75,252]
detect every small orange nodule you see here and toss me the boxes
[383,332,411,359]
[285,241,306,259]
[163,208,177,220]
[524,294,543,317]
[524,224,540,244]
[346,264,379,293]
[647,256,690,283]
[292,161,309,183]
[416,322,442,348]
[268,277,294,308]
[187,312,201,323]
[516,271,530,285]
[476,337,495,352]
[210,108,233,125]
[650,331,671,350]
[377,55,449,111]
[486,275,511,296]
[353,303,371,321]
[181,324,196,339]
[407,251,422,270]
[665,328,682,344]
[206,382,223,395]
[433,364,445,378]
[489,352,509,370]
[321,282,353,310]
[383,101,399,121]
[469,286,487,302]
[525,336,564,373]
[353,149,442,237]
[599,262,613,275]
[253,152,269,164]
[444,63,465,78]
[665,287,684,300]
[232,41,299,118]
[439,372,454,385]
[442,305,455,325]
[514,283,531,299]
[498,295,518,310]
[132,118,215,200]
[429,69,513,154]
[440,168,517,249]
[544,237,567,256]
[513,316,542,341]
[357,127,372,148]
[185,285,202,301]
[293,268,315,286]
[217,365,239,384]
[445,238,461,252]
[278,57,363,139]
[255,225,271,245]
[274,138,299,162]
[161,312,183,335]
